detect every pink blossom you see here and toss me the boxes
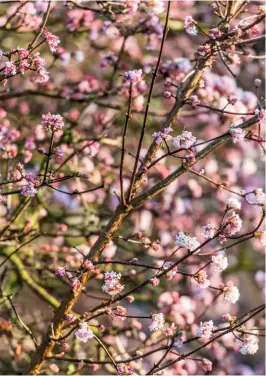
[152,127,173,144]
[102,271,124,296]
[43,28,60,52]
[211,253,228,272]
[123,69,145,86]
[117,364,134,376]
[72,277,81,290]
[172,131,196,149]
[163,261,177,280]
[223,282,240,304]
[197,44,211,56]
[115,305,127,320]
[149,313,165,332]
[202,358,213,371]
[209,28,221,39]
[184,16,198,36]
[55,267,66,277]
[201,223,215,239]
[196,320,214,339]
[163,323,177,337]
[225,211,242,235]
[230,127,246,143]
[54,147,64,161]
[194,270,210,289]
[237,335,259,355]
[227,197,242,210]
[189,95,200,107]
[150,277,160,286]
[75,322,94,342]
[41,113,64,132]
[4,62,16,77]
[83,259,95,271]
[20,183,37,197]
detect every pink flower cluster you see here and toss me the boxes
[149,313,165,332]
[41,113,64,132]
[152,127,173,144]
[184,16,198,36]
[75,322,94,342]
[43,28,60,52]
[196,320,214,339]
[172,131,196,149]
[102,271,124,296]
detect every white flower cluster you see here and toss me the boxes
[149,313,165,332]
[211,253,228,272]
[196,320,214,339]
[175,231,200,252]
[237,335,259,355]
[102,271,124,296]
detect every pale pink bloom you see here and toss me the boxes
[20,183,37,197]
[24,150,32,163]
[72,277,81,290]
[227,197,241,210]
[34,67,49,83]
[149,313,165,332]
[163,323,177,337]
[117,364,134,376]
[54,147,64,161]
[163,261,177,280]
[211,253,228,272]
[209,28,221,39]
[254,188,265,205]
[43,28,60,52]
[55,266,66,277]
[202,358,213,371]
[172,131,196,149]
[41,113,64,132]
[102,271,124,296]
[197,44,211,56]
[225,211,242,235]
[19,60,30,74]
[75,322,94,342]
[222,313,233,322]
[189,95,200,107]
[147,0,165,15]
[83,259,95,271]
[194,270,210,289]
[184,16,198,36]
[237,335,259,355]
[115,305,127,320]
[152,127,173,144]
[150,277,160,286]
[196,320,214,339]
[255,108,265,123]
[230,127,246,143]
[4,62,16,76]
[223,282,240,304]
[18,48,29,59]
[164,91,172,99]
[201,223,215,239]
[123,69,145,86]
[25,173,38,184]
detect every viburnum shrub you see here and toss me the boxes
[0,1,265,375]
